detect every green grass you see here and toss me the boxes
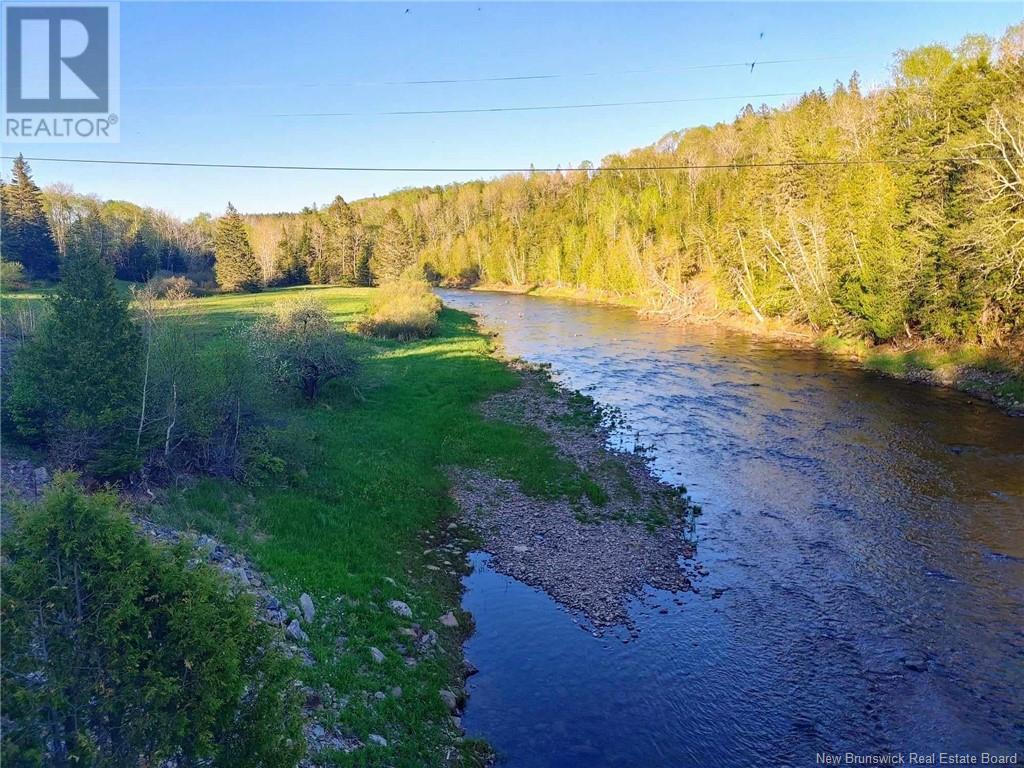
[143,285,605,766]
[861,344,1016,375]
[813,333,1024,407]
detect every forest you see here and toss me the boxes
[354,26,1024,347]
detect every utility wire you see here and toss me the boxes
[127,56,854,92]
[266,91,805,117]
[1,155,982,174]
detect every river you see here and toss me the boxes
[438,289,1024,767]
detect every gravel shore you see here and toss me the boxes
[450,364,699,627]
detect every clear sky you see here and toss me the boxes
[5,1,1021,218]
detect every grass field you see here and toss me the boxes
[121,285,606,766]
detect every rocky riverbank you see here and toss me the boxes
[450,363,701,629]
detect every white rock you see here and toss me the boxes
[299,593,315,623]
[368,734,387,747]
[369,646,385,664]
[439,611,459,629]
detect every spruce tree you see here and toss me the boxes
[7,248,142,477]
[370,208,412,284]
[214,203,261,291]
[355,243,373,287]
[0,156,59,278]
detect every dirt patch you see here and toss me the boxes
[449,364,698,628]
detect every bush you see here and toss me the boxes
[1,259,28,290]
[357,274,443,340]
[146,274,197,301]
[250,295,352,400]
[0,474,305,767]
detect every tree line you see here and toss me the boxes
[1,158,216,285]
[4,27,1021,346]
[352,27,1024,347]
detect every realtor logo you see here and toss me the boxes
[3,2,120,142]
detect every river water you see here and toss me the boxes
[438,290,1024,767]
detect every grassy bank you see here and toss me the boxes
[119,285,610,766]
[819,336,1024,412]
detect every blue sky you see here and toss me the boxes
[6,2,1021,218]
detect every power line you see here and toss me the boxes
[1,155,980,174]
[127,56,854,92]
[267,91,805,118]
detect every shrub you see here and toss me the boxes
[1,259,28,290]
[0,474,305,767]
[250,295,352,400]
[357,274,443,340]
[6,251,141,478]
[147,274,197,301]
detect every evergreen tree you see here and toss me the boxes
[273,225,307,286]
[214,203,261,291]
[7,249,142,477]
[355,242,373,287]
[370,208,412,284]
[0,156,59,278]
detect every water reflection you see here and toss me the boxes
[443,290,1024,766]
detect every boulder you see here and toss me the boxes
[369,646,386,664]
[285,619,309,644]
[439,689,459,714]
[439,611,459,629]
[368,734,387,747]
